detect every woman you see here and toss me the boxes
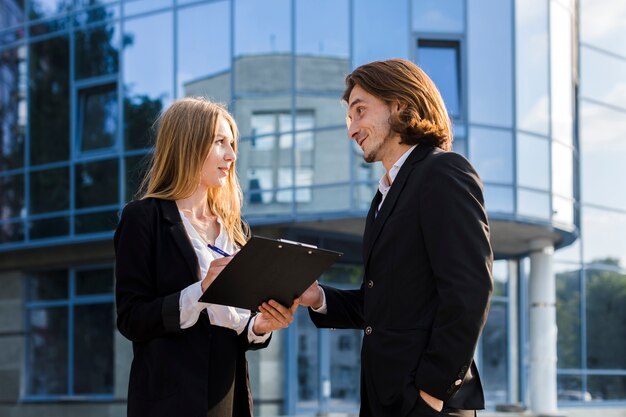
[115,97,298,417]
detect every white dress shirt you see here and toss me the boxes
[313,145,417,314]
[178,212,270,343]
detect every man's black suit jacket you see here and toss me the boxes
[310,145,493,417]
[115,198,269,417]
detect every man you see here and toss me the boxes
[299,59,493,417]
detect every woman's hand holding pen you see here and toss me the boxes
[201,256,233,292]
[253,299,299,335]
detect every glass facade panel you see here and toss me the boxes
[74,303,114,394]
[29,36,70,165]
[580,101,626,209]
[123,0,172,17]
[557,374,585,401]
[177,1,230,98]
[552,196,574,226]
[296,0,348,58]
[26,307,68,395]
[552,142,573,199]
[483,185,514,214]
[235,0,290,56]
[0,174,24,219]
[329,329,361,406]
[518,189,550,220]
[587,375,626,401]
[469,127,513,184]
[417,40,461,120]
[580,47,626,110]
[76,267,113,295]
[75,158,118,209]
[550,1,574,145]
[0,0,25,29]
[468,0,513,127]
[515,0,549,135]
[78,83,118,152]
[28,270,67,300]
[0,220,23,243]
[0,46,26,171]
[580,0,626,57]
[353,0,409,66]
[296,308,319,407]
[123,12,171,150]
[75,23,119,80]
[412,0,464,33]
[582,207,626,267]
[481,302,508,405]
[30,216,69,239]
[30,167,69,214]
[75,210,118,234]
[585,267,626,369]
[517,133,550,190]
[29,0,72,20]
[492,259,509,297]
[556,264,581,368]
[124,153,150,202]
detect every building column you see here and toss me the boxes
[528,238,560,416]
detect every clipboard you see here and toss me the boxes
[199,235,343,311]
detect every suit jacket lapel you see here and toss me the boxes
[362,191,382,261]
[363,145,433,264]
[159,199,201,283]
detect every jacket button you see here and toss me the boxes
[365,326,373,335]
[454,379,462,386]
[367,280,374,288]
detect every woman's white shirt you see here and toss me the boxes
[178,212,270,343]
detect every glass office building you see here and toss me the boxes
[0,0,625,415]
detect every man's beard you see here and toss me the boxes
[363,126,395,163]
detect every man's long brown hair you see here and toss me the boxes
[342,59,453,151]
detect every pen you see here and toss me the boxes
[207,243,231,257]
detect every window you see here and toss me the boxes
[77,83,118,153]
[417,39,462,120]
[25,266,114,399]
[247,111,314,204]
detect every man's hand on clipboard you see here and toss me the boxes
[297,280,324,310]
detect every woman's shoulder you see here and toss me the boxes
[120,197,163,220]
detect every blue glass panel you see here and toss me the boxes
[582,206,626,266]
[551,141,573,199]
[177,1,230,98]
[29,0,71,20]
[78,83,118,152]
[75,210,119,234]
[75,158,119,208]
[123,0,172,17]
[515,0,549,135]
[517,133,549,190]
[518,189,550,220]
[123,12,172,149]
[295,308,319,407]
[417,40,460,119]
[412,0,463,33]
[30,216,69,238]
[482,301,509,406]
[296,0,349,57]
[550,1,574,145]
[555,263,581,369]
[75,23,119,80]
[467,0,513,127]
[235,0,290,56]
[30,167,69,214]
[580,0,626,57]
[0,46,25,170]
[469,127,513,184]
[587,376,626,400]
[353,0,409,66]
[483,184,514,214]
[0,174,24,220]
[581,46,626,111]
[0,0,25,29]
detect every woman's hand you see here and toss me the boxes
[297,280,324,309]
[201,256,233,292]
[253,299,299,335]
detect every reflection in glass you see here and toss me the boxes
[518,189,550,220]
[353,0,409,66]
[297,185,351,214]
[515,0,549,134]
[28,270,67,300]
[492,260,508,297]
[29,0,72,20]
[550,2,573,144]
[412,0,464,33]
[76,267,114,295]
[587,375,626,400]
[468,0,512,127]
[75,158,118,208]
[517,134,549,190]
[29,36,70,165]
[0,174,24,220]
[557,374,585,401]
[580,101,626,209]
[235,0,290,56]
[297,308,319,406]
[552,142,573,199]
[552,196,573,226]
[74,303,114,394]
[481,302,508,405]
[329,329,361,406]
[0,220,24,243]
[125,154,150,202]
[29,216,69,239]
[123,0,171,16]
[75,210,118,234]
[177,1,230,98]
[417,39,461,119]
[0,0,25,29]
[30,167,69,214]
[580,47,626,111]
[469,128,513,184]
[124,13,171,149]
[296,0,348,57]
[26,307,68,395]
[582,207,626,266]
[556,265,581,368]
[78,83,117,152]
[483,185,514,214]
[580,0,626,58]
[75,22,119,80]
[0,46,26,170]
[585,267,626,370]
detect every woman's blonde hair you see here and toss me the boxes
[342,58,453,151]
[139,97,247,247]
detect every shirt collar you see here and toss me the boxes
[378,145,417,195]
